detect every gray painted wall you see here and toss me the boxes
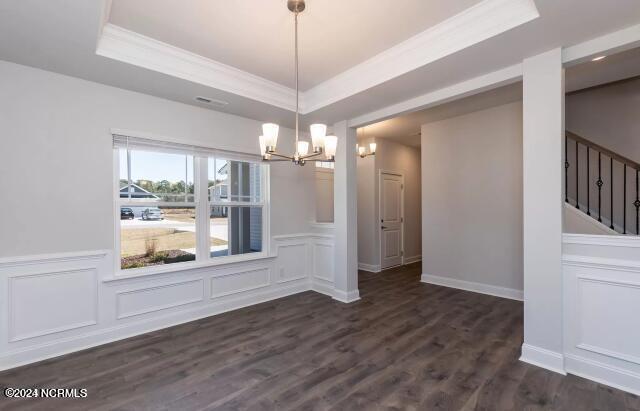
[357,138,422,268]
[421,101,524,292]
[0,61,315,257]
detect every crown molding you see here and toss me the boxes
[96,24,297,112]
[96,0,538,115]
[303,0,539,113]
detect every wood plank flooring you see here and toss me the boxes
[1,263,638,410]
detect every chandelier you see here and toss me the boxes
[259,0,336,166]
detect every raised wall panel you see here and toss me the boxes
[276,243,308,283]
[117,279,204,319]
[9,268,98,341]
[210,268,270,298]
[313,243,334,282]
[563,234,640,395]
[577,276,640,364]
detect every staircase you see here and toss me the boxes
[565,131,640,235]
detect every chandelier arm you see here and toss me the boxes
[267,151,295,160]
[299,152,328,161]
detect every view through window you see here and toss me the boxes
[117,146,265,270]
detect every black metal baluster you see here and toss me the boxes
[597,152,603,222]
[636,170,640,235]
[575,141,580,209]
[623,165,627,234]
[610,157,614,229]
[564,135,569,203]
[586,147,591,215]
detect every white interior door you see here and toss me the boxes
[380,172,403,269]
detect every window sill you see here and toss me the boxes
[103,253,275,283]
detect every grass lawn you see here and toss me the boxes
[121,227,227,257]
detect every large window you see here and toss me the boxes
[115,135,268,272]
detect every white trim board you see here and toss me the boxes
[358,263,381,273]
[421,273,523,301]
[97,0,538,114]
[520,344,567,375]
[565,354,640,397]
[404,255,422,265]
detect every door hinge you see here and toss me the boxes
[401,251,404,256]
[401,184,404,190]
[401,217,404,223]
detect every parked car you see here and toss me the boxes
[142,207,164,220]
[120,207,134,220]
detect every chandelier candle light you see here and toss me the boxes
[259,0,337,166]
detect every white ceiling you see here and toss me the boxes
[359,82,523,148]
[566,46,640,92]
[363,44,640,149]
[109,0,482,90]
[0,0,639,130]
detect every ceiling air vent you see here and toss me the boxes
[195,96,229,107]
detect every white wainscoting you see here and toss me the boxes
[0,233,336,371]
[563,233,640,396]
[310,234,335,297]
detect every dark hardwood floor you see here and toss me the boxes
[1,263,638,410]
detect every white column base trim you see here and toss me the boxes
[520,343,566,375]
[310,280,334,298]
[358,262,381,273]
[421,273,524,301]
[565,354,640,396]
[332,289,361,303]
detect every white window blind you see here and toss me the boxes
[113,134,261,163]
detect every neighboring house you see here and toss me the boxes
[119,183,161,200]
[119,183,160,218]
[209,182,228,218]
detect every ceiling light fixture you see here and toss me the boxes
[591,55,606,61]
[258,0,335,166]
[356,126,377,158]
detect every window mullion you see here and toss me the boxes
[195,156,209,261]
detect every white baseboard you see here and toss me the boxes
[310,279,334,298]
[421,273,524,301]
[0,282,308,371]
[358,262,381,273]
[520,343,566,375]
[332,289,361,303]
[565,354,640,396]
[403,255,422,264]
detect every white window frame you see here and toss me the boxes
[113,133,271,278]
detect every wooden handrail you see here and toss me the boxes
[566,131,640,171]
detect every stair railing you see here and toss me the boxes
[565,131,640,235]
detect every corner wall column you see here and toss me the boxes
[333,120,360,303]
[521,48,565,374]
